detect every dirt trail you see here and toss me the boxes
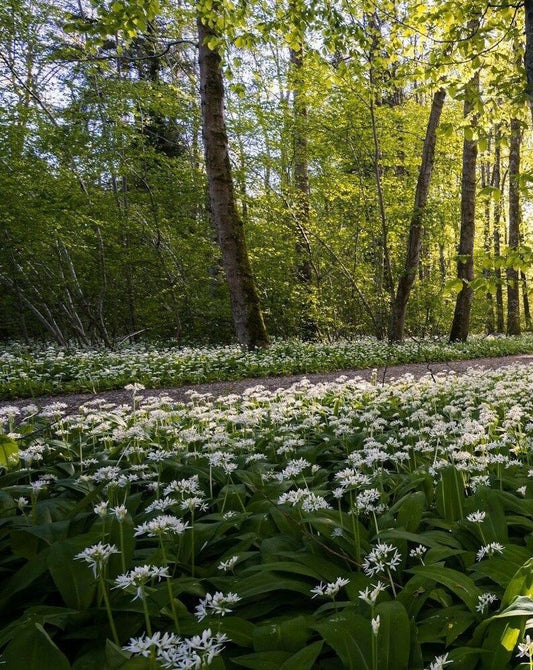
[2,353,533,412]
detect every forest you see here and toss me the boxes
[2,0,533,348]
[6,3,533,670]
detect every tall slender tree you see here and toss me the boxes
[289,31,316,338]
[507,117,521,334]
[389,88,446,342]
[449,71,480,342]
[197,11,269,349]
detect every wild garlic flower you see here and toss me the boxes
[158,629,229,669]
[163,475,203,497]
[123,631,180,658]
[195,592,241,621]
[362,543,402,578]
[110,504,128,521]
[466,510,486,524]
[218,555,239,572]
[124,383,145,393]
[517,634,533,661]
[352,488,385,516]
[114,565,169,600]
[476,542,505,562]
[425,653,452,670]
[145,496,175,513]
[93,501,109,518]
[371,615,380,636]
[15,497,28,510]
[310,577,350,599]
[409,545,427,562]
[358,581,387,606]
[134,514,190,537]
[276,458,312,481]
[278,488,330,512]
[75,542,120,577]
[476,592,498,614]
[469,475,490,492]
[180,497,209,513]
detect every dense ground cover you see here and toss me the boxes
[1,366,533,668]
[3,334,533,399]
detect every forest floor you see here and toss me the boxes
[2,351,533,412]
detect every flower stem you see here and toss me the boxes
[142,594,153,636]
[160,540,180,633]
[99,576,119,644]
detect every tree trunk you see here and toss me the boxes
[197,15,269,349]
[289,43,316,339]
[521,271,532,329]
[389,88,446,341]
[525,0,533,123]
[507,117,521,335]
[492,137,505,332]
[449,72,479,342]
[481,160,495,334]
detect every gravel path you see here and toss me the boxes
[2,353,533,412]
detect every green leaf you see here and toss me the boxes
[0,433,19,467]
[501,558,533,608]
[436,466,465,521]
[396,491,426,532]
[232,651,292,669]
[2,623,71,670]
[253,615,314,653]
[314,609,372,670]
[279,640,323,670]
[105,640,131,669]
[375,601,410,670]
[0,550,50,609]
[407,565,480,612]
[47,539,97,610]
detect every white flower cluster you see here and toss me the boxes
[123,628,228,669]
[114,565,169,600]
[75,542,120,577]
[362,543,402,578]
[194,592,241,621]
[310,577,350,599]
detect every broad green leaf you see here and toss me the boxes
[47,539,97,610]
[501,558,533,608]
[397,491,426,532]
[2,622,71,670]
[407,565,480,612]
[279,640,324,670]
[0,549,50,609]
[375,601,410,670]
[314,609,372,670]
[436,467,465,522]
[0,434,19,467]
[253,615,314,652]
[232,651,292,669]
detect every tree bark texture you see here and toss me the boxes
[449,72,479,342]
[289,44,316,339]
[492,137,505,332]
[389,88,446,341]
[522,271,532,330]
[481,160,495,334]
[506,118,521,335]
[197,16,269,349]
[525,0,533,123]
